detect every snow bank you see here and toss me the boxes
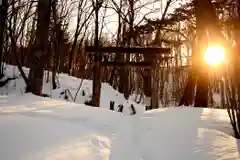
[0,94,239,160]
[1,65,145,115]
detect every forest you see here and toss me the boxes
[1,0,240,137]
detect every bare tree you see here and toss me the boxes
[68,0,94,75]
[26,0,51,95]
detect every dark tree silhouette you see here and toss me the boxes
[26,0,51,95]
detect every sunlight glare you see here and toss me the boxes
[204,45,225,66]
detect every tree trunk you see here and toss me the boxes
[179,41,197,106]
[118,23,127,96]
[194,70,209,107]
[120,0,135,100]
[180,0,223,107]
[193,0,215,107]
[109,1,122,87]
[0,0,8,78]
[68,39,77,75]
[92,1,102,107]
[51,0,60,90]
[179,68,196,106]
[26,0,51,95]
[143,55,152,107]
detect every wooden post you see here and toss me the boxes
[118,104,123,113]
[151,54,159,109]
[130,104,136,115]
[110,101,115,111]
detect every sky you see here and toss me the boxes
[68,0,180,39]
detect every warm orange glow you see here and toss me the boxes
[204,45,225,66]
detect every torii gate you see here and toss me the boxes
[85,46,170,109]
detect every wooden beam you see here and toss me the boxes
[86,46,170,54]
[101,61,152,68]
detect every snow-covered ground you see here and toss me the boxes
[0,64,239,160]
[1,65,145,115]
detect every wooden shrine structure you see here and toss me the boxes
[85,46,171,109]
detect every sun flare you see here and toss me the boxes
[204,45,225,66]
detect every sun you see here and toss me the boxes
[204,45,225,66]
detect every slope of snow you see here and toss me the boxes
[0,94,239,160]
[1,65,145,115]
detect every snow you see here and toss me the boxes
[1,65,145,115]
[213,93,222,108]
[0,94,119,160]
[0,64,239,159]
